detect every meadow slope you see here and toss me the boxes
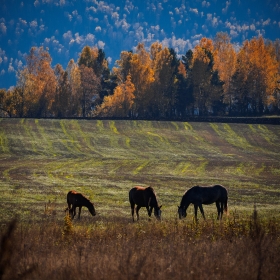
[0,118,280,223]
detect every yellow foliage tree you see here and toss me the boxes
[95,74,135,117]
[233,36,279,114]
[16,47,57,117]
[214,32,237,112]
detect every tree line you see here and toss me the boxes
[1,33,280,119]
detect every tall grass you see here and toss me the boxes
[1,209,280,280]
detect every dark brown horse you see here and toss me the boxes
[178,185,228,221]
[65,190,96,219]
[129,186,162,222]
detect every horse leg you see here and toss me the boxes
[72,206,76,219]
[194,205,198,222]
[78,206,82,219]
[130,203,135,222]
[136,205,141,221]
[198,204,205,220]
[220,202,224,220]
[147,206,152,217]
[216,202,221,220]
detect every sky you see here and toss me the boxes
[0,0,279,89]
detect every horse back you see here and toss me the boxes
[129,186,157,207]
[183,185,227,204]
[67,190,88,207]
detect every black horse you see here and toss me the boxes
[129,186,162,222]
[65,190,96,219]
[178,185,228,221]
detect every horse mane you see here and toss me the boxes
[146,186,155,192]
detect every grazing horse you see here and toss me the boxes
[178,185,228,221]
[129,186,162,222]
[65,190,96,219]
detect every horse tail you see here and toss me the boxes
[224,197,228,215]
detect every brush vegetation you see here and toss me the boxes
[0,118,280,279]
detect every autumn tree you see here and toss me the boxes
[78,46,113,107]
[95,74,135,117]
[214,32,237,114]
[150,44,177,118]
[113,43,154,117]
[191,38,223,115]
[179,49,195,116]
[66,59,82,117]
[79,65,100,117]
[232,37,279,115]
[0,89,14,117]
[52,64,71,117]
[16,47,57,117]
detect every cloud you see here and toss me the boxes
[19,18,28,27]
[262,18,271,26]
[189,8,199,15]
[63,31,73,44]
[202,1,210,8]
[8,63,15,73]
[124,1,134,14]
[0,22,7,34]
[29,20,38,29]
[34,0,40,7]
[160,36,192,54]
[250,24,255,31]
[95,26,101,32]
[222,1,231,14]
[97,40,105,49]
[107,57,112,64]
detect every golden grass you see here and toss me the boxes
[1,209,280,280]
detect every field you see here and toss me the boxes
[0,118,280,279]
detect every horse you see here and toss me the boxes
[129,186,162,222]
[65,190,96,219]
[178,185,228,221]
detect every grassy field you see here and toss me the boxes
[0,118,280,279]
[0,118,280,222]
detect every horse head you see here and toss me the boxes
[154,205,162,220]
[178,206,186,219]
[88,203,96,216]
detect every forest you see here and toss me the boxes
[0,32,280,119]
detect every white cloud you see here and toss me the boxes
[19,18,28,27]
[29,20,38,29]
[250,24,256,31]
[107,57,112,64]
[263,18,271,26]
[230,30,238,37]
[59,0,65,6]
[189,8,198,15]
[191,34,202,40]
[85,33,95,43]
[97,40,105,49]
[222,1,231,14]
[8,63,15,73]
[0,22,7,34]
[34,0,40,7]
[202,1,210,8]
[111,12,119,21]
[95,26,101,32]
[0,69,5,75]
[63,30,73,41]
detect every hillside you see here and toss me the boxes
[0,118,280,222]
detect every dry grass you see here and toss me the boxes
[1,208,280,280]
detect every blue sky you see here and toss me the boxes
[0,0,279,89]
